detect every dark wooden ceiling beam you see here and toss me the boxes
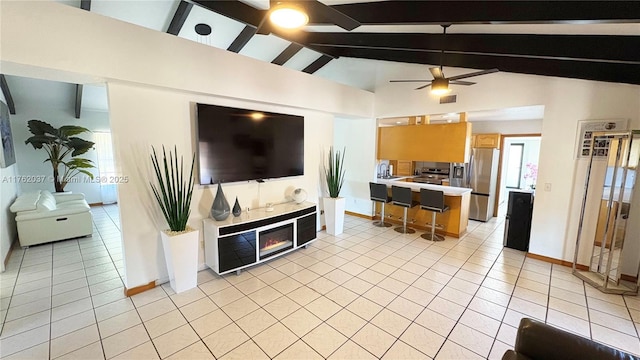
[329,47,640,85]
[272,43,303,65]
[0,75,16,115]
[75,84,83,119]
[302,55,333,74]
[332,1,640,24]
[305,33,640,63]
[191,0,265,27]
[228,25,257,53]
[80,0,91,11]
[167,1,193,35]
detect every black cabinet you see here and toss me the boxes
[297,214,317,247]
[218,232,257,273]
[504,191,534,251]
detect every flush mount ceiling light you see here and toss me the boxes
[431,78,451,96]
[269,4,309,29]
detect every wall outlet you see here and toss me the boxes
[544,183,552,192]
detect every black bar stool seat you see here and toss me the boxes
[369,182,392,227]
[420,188,449,241]
[391,185,420,234]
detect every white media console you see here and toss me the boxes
[203,202,317,275]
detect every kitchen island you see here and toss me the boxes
[375,177,471,238]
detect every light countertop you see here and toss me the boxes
[376,177,471,196]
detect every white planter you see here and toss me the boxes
[161,229,199,293]
[323,197,346,235]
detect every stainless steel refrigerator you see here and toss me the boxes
[469,148,500,221]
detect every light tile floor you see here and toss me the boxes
[2,204,640,359]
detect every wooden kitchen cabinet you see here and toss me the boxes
[378,122,472,163]
[474,133,501,148]
[394,160,413,176]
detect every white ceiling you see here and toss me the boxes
[10,0,633,122]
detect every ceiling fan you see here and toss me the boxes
[390,25,499,95]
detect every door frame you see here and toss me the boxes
[494,133,541,217]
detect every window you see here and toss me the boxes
[94,132,118,204]
[505,143,524,189]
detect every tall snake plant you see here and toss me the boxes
[325,147,346,198]
[150,146,195,232]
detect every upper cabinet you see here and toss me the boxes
[474,133,501,149]
[378,122,472,163]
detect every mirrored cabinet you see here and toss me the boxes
[573,130,640,294]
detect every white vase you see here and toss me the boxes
[161,229,199,293]
[323,197,345,235]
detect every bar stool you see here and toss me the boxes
[369,182,392,228]
[420,188,449,241]
[391,185,419,234]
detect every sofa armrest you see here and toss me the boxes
[53,193,86,203]
[512,318,638,360]
[501,350,532,360]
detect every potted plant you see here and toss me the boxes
[323,146,346,235]
[24,120,95,192]
[150,146,198,293]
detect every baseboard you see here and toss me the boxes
[124,280,156,297]
[620,274,638,283]
[3,237,18,270]
[345,211,373,220]
[89,202,104,207]
[321,225,326,231]
[526,253,589,271]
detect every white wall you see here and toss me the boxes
[472,119,542,134]
[0,90,19,272]
[333,117,377,215]
[108,82,333,288]
[375,73,640,263]
[8,78,110,203]
[0,1,374,288]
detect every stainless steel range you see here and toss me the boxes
[414,167,450,185]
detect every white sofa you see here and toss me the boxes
[10,190,93,247]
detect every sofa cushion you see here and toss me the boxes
[9,190,41,213]
[37,190,57,211]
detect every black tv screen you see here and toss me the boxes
[196,103,304,184]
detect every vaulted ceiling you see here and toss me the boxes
[67,0,640,91]
[2,1,639,117]
[192,0,640,86]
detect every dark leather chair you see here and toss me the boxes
[391,186,419,234]
[369,182,392,227]
[503,318,638,360]
[420,189,449,241]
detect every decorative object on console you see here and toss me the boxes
[150,146,198,294]
[292,188,307,204]
[232,196,241,217]
[211,180,230,221]
[24,119,95,192]
[323,146,346,235]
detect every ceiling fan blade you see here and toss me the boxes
[303,0,360,31]
[447,68,499,81]
[390,80,430,83]
[450,80,476,86]
[415,83,432,90]
[429,67,444,79]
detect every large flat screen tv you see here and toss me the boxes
[196,103,304,184]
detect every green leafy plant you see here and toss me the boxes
[24,119,95,192]
[325,146,346,198]
[150,146,195,232]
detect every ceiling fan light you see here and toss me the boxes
[431,78,450,95]
[269,5,309,29]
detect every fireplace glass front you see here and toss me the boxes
[259,224,294,260]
